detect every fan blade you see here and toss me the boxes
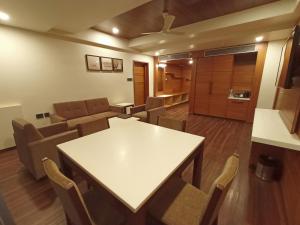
[162,13,175,31]
[162,31,185,36]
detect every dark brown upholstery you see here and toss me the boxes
[42,158,124,225]
[158,117,187,132]
[54,101,88,120]
[0,192,15,225]
[86,98,110,115]
[148,154,240,225]
[77,118,110,137]
[12,119,78,180]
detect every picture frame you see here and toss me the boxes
[100,57,113,71]
[85,55,101,71]
[112,58,123,72]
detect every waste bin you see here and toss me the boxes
[255,154,280,181]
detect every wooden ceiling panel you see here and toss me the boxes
[94,0,278,39]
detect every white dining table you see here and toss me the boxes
[57,117,205,224]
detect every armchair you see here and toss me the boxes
[12,119,78,180]
[130,97,166,124]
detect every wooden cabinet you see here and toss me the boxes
[227,99,249,120]
[194,55,233,117]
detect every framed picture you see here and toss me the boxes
[101,57,113,71]
[112,58,123,72]
[85,55,101,71]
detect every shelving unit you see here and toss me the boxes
[157,92,189,108]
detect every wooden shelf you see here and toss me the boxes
[157,92,189,108]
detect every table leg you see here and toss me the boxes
[59,152,73,179]
[192,144,203,188]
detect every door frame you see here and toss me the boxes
[133,61,149,105]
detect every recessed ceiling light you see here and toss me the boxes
[155,51,160,56]
[189,34,195,38]
[189,44,195,49]
[0,11,10,21]
[158,63,167,68]
[255,36,264,42]
[112,27,119,34]
[159,40,166,44]
[189,59,193,64]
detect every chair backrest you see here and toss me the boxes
[200,154,239,225]
[77,118,110,137]
[145,97,164,110]
[12,119,44,167]
[157,117,187,132]
[42,158,93,225]
[0,192,15,225]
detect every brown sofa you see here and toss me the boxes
[50,98,123,129]
[12,119,78,180]
[130,97,166,124]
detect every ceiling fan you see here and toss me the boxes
[141,0,185,36]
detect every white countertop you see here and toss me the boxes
[58,118,204,213]
[228,96,250,101]
[251,108,300,151]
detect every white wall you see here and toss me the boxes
[257,40,285,109]
[0,25,154,126]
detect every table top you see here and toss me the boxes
[252,108,300,151]
[58,118,204,213]
[114,102,134,107]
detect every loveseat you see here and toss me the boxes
[50,98,122,129]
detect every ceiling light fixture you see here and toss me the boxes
[155,51,160,56]
[189,59,193,64]
[255,36,264,42]
[189,34,195,38]
[112,27,119,34]
[159,40,166,44]
[189,44,195,49]
[158,63,167,68]
[0,11,10,21]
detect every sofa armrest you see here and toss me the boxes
[50,114,66,123]
[130,104,146,114]
[147,107,166,124]
[28,130,78,179]
[38,122,68,137]
[109,105,124,113]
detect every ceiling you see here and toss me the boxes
[94,0,279,39]
[0,0,299,56]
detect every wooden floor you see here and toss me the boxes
[0,104,287,225]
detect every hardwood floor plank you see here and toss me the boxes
[0,104,287,225]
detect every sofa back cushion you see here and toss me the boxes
[54,101,88,119]
[145,97,164,110]
[85,98,110,115]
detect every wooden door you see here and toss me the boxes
[133,62,149,105]
[209,55,233,117]
[194,57,212,115]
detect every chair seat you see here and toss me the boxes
[91,111,121,120]
[149,178,209,225]
[83,190,125,225]
[132,111,147,122]
[67,116,96,129]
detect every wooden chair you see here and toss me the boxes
[148,154,239,225]
[0,193,15,225]
[77,118,110,137]
[42,158,124,225]
[157,117,187,132]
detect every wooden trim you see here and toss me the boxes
[153,57,159,96]
[133,61,149,105]
[246,42,268,122]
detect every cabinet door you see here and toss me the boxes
[209,55,233,117]
[227,100,249,120]
[194,57,212,115]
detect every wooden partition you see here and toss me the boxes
[189,43,267,122]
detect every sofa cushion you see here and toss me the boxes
[91,111,120,120]
[54,101,88,119]
[145,97,164,110]
[86,98,110,115]
[67,116,96,129]
[132,111,147,122]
